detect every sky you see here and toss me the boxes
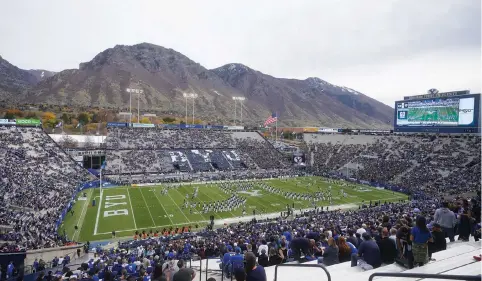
[0,0,480,107]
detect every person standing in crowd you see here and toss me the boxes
[411,216,432,266]
[428,223,446,261]
[433,202,456,242]
[279,241,288,263]
[245,252,266,281]
[377,228,397,264]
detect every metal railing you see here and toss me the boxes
[203,257,224,281]
[274,263,331,281]
[368,272,481,281]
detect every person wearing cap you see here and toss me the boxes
[230,247,245,276]
[351,233,381,269]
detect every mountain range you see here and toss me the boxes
[0,43,393,127]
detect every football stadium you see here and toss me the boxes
[0,87,480,281]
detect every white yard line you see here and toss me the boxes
[126,188,138,230]
[93,189,103,235]
[138,187,157,227]
[168,189,191,223]
[72,189,92,241]
[151,186,175,225]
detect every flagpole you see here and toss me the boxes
[275,112,278,142]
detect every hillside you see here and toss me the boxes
[4,43,393,127]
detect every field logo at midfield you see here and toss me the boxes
[103,195,129,217]
[354,187,371,192]
[238,189,262,197]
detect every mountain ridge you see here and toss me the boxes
[1,43,393,127]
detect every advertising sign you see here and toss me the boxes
[0,119,16,125]
[226,126,244,130]
[107,122,128,127]
[132,123,155,128]
[318,128,339,133]
[16,119,41,126]
[303,127,318,132]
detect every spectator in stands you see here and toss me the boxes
[279,241,287,263]
[245,252,266,281]
[318,237,339,266]
[428,223,446,261]
[411,216,432,266]
[377,228,397,264]
[290,238,315,262]
[434,202,457,242]
[257,249,269,268]
[338,237,353,263]
[257,240,268,257]
[458,209,472,242]
[152,264,167,281]
[351,233,381,269]
[234,267,246,281]
[268,248,282,266]
[347,230,358,248]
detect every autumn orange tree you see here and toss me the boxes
[41,112,57,128]
[3,109,24,119]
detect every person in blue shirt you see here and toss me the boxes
[7,261,14,279]
[245,252,266,281]
[33,258,39,272]
[411,216,433,266]
[351,233,381,269]
[230,248,245,276]
[220,249,235,278]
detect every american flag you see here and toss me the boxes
[264,112,278,127]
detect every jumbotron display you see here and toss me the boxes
[394,93,480,133]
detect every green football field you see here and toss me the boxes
[408,106,458,123]
[58,177,408,242]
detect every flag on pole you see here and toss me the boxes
[263,112,278,127]
[55,121,62,128]
[101,161,106,170]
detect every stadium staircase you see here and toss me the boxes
[189,236,480,281]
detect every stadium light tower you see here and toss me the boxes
[232,96,246,126]
[126,88,143,124]
[183,93,198,124]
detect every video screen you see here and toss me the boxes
[395,97,475,127]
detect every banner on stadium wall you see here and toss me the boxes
[132,123,155,128]
[0,119,16,125]
[159,124,180,129]
[205,125,224,130]
[107,122,128,127]
[180,124,204,129]
[318,128,339,133]
[226,126,244,130]
[358,129,392,133]
[15,119,41,126]
[303,127,318,132]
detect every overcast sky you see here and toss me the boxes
[0,0,480,106]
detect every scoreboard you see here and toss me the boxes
[394,93,480,133]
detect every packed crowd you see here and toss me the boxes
[306,134,481,198]
[30,193,479,281]
[0,126,93,250]
[104,128,289,183]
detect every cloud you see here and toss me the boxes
[0,0,479,106]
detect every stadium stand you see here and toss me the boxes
[104,128,290,183]
[1,126,480,281]
[0,126,92,251]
